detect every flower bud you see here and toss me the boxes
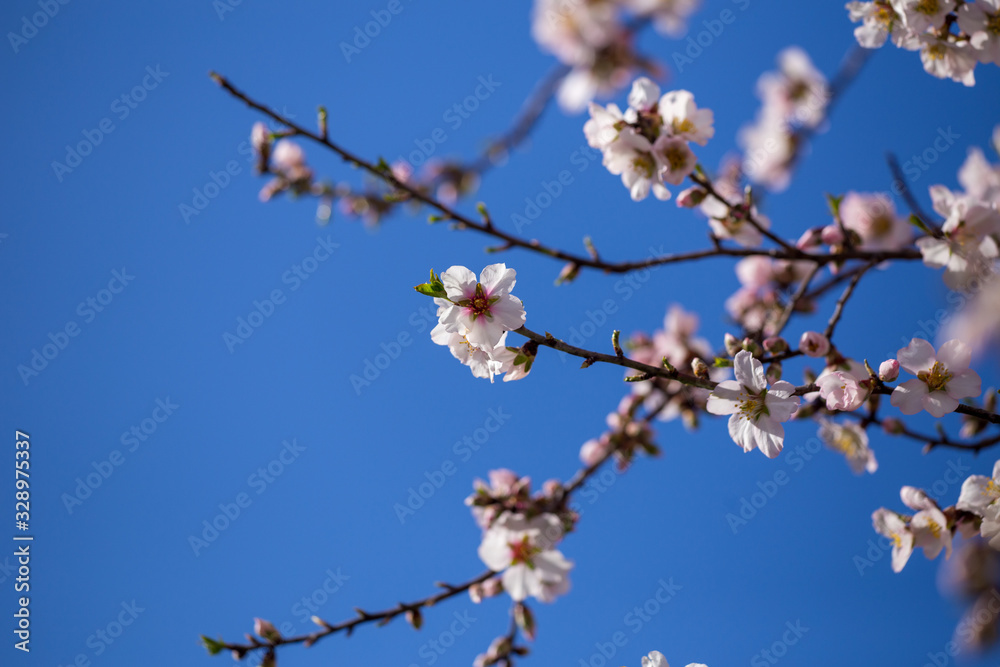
[763,336,788,354]
[799,331,830,358]
[406,609,423,630]
[878,359,900,382]
[724,333,741,357]
[555,262,580,285]
[254,618,281,643]
[514,602,536,641]
[676,186,707,208]
[882,417,905,435]
[766,361,782,383]
[820,224,844,246]
[691,357,710,380]
[741,337,762,357]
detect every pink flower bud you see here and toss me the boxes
[799,331,830,358]
[882,417,905,434]
[816,371,867,411]
[879,359,899,382]
[724,333,741,357]
[272,140,305,170]
[820,224,844,246]
[254,618,280,642]
[763,336,788,354]
[676,186,707,208]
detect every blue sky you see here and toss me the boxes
[3,1,1000,666]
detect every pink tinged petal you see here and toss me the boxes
[897,338,937,375]
[923,391,960,418]
[937,339,972,370]
[764,390,799,422]
[992,459,1000,481]
[892,532,915,573]
[442,265,478,301]
[489,294,527,331]
[891,379,930,415]
[901,486,936,511]
[733,350,766,392]
[946,368,981,400]
[479,264,516,295]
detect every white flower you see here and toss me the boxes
[839,191,912,251]
[872,508,915,572]
[818,419,878,474]
[438,264,526,349]
[603,131,672,201]
[531,0,619,66]
[957,460,1000,519]
[846,1,909,48]
[584,102,627,150]
[891,0,956,33]
[758,47,829,129]
[916,187,1000,290]
[890,338,982,417]
[652,135,696,185]
[477,513,573,603]
[958,0,1000,65]
[431,327,519,382]
[958,147,1000,205]
[706,350,800,458]
[621,0,701,36]
[943,275,1000,355]
[914,33,978,86]
[658,89,714,146]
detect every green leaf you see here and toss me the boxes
[201,636,224,655]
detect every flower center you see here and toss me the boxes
[631,152,657,178]
[926,43,946,61]
[915,0,940,16]
[508,536,541,568]
[917,361,953,392]
[672,118,695,136]
[926,518,942,540]
[832,431,860,457]
[662,146,689,172]
[870,215,893,237]
[736,390,770,423]
[987,12,1000,35]
[890,532,903,549]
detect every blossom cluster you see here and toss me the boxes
[415,264,532,382]
[585,77,714,201]
[916,138,1000,291]
[467,470,575,603]
[532,0,702,111]
[738,47,829,191]
[846,0,1000,86]
[872,457,1000,576]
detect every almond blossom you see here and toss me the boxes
[438,264,526,349]
[957,460,1000,549]
[477,512,573,603]
[958,0,1000,65]
[706,350,800,458]
[815,370,869,411]
[838,191,912,251]
[872,507,915,572]
[901,486,954,562]
[916,186,1000,290]
[890,338,982,417]
[893,0,955,33]
[818,419,878,474]
[639,650,708,667]
[846,1,909,48]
